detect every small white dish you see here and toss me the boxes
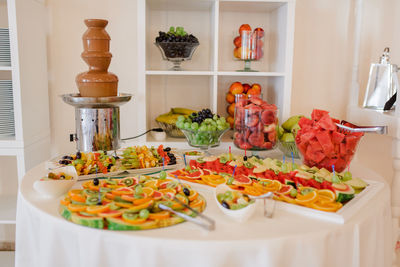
[151,130,166,141]
[182,150,205,162]
[215,184,256,223]
[33,166,77,198]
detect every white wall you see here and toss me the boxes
[46,0,398,182]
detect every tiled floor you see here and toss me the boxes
[0,251,14,267]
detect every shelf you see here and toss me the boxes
[347,106,397,137]
[0,194,17,224]
[218,71,285,76]
[0,66,11,71]
[146,70,214,76]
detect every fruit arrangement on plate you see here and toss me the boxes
[169,154,368,213]
[225,81,262,128]
[51,145,179,177]
[296,109,364,172]
[175,109,230,151]
[233,95,278,150]
[233,24,265,71]
[156,108,196,138]
[59,175,206,230]
[155,26,199,71]
[277,115,304,158]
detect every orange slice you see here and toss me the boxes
[189,198,204,209]
[276,194,296,204]
[122,217,147,224]
[159,188,176,196]
[144,180,158,189]
[148,211,170,220]
[86,204,110,214]
[114,202,133,208]
[67,203,87,212]
[128,200,154,211]
[295,188,317,205]
[82,181,92,189]
[68,189,83,198]
[142,187,154,197]
[132,197,152,205]
[317,189,336,203]
[70,194,86,203]
[188,190,198,201]
[311,201,343,212]
[60,198,71,206]
[111,187,134,196]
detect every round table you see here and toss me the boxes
[15,154,393,267]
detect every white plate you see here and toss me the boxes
[33,166,78,198]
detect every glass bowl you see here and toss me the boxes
[277,140,300,158]
[181,128,229,154]
[296,132,363,173]
[156,121,185,138]
[155,42,199,71]
[233,30,264,72]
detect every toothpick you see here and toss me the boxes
[229,146,232,160]
[233,165,237,178]
[162,157,165,171]
[283,155,286,163]
[183,154,187,167]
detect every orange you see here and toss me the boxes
[86,204,110,214]
[68,189,83,198]
[128,200,154,211]
[60,198,71,206]
[144,180,158,189]
[317,189,336,203]
[114,202,133,208]
[70,194,86,203]
[149,211,170,220]
[132,197,151,205]
[295,188,317,205]
[188,190,198,201]
[189,198,204,209]
[311,201,343,212]
[122,216,147,224]
[67,203,87,212]
[111,187,134,196]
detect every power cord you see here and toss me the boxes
[121,128,164,141]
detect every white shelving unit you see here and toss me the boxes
[136,0,295,145]
[0,0,50,226]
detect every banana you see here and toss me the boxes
[171,108,196,115]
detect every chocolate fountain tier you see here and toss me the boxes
[61,93,132,152]
[61,93,131,108]
[76,72,118,97]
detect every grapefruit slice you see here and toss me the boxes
[277,184,293,195]
[233,174,252,185]
[185,169,204,179]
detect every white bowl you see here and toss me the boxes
[215,184,256,223]
[151,130,166,141]
[33,166,78,198]
[182,150,205,162]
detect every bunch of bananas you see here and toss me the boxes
[156,108,196,124]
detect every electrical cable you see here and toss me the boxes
[121,128,164,141]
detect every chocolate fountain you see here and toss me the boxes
[62,19,131,152]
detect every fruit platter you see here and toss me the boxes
[59,175,206,230]
[47,145,182,179]
[169,153,383,223]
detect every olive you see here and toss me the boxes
[93,178,99,186]
[66,156,73,160]
[76,151,81,159]
[168,161,176,165]
[183,188,190,196]
[164,147,171,152]
[114,156,120,160]
[221,201,230,209]
[62,155,69,159]
[243,156,248,161]
[97,201,102,206]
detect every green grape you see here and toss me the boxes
[135,185,143,194]
[213,114,219,120]
[191,122,199,130]
[185,165,191,171]
[177,115,185,122]
[159,171,167,180]
[176,121,184,129]
[139,209,149,219]
[210,125,217,131]
[184,122,191,129]
[343,171,352,181]
[204,118,213,123]
[220,117,226,123]
[217,125,225,131]
[199,125,207,132]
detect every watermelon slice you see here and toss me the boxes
[311,109,329,121]
[316,114,336,131]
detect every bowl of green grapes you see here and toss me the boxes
[176,109,230,153]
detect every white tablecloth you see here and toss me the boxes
[16,155,393,267]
